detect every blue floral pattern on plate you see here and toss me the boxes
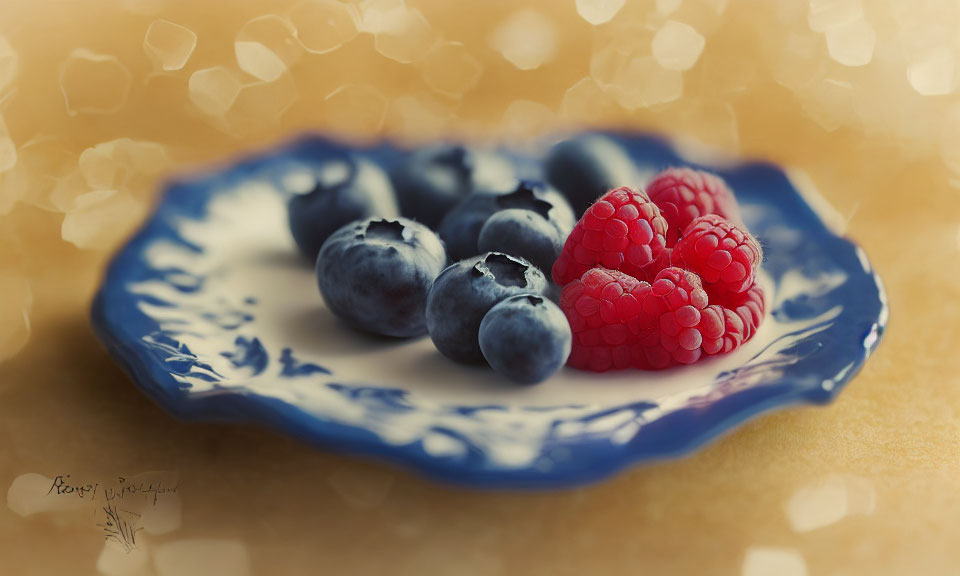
[91,133,887,488]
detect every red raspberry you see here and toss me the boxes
[646,167,742,247]
[560,266,766,372]
[671,214,762,295]
[715,281,766,350]
[552,187,669,286]
[559,267,655,372]
[631,267,712,369]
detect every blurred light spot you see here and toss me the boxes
[800,77,855,132]
[0,34,18,96]
[598,54,684,109]
[188,66,243,117]
[420,42,483,97]
[575,0,626,26]
[222,73,299,137]
[357,0,407,34]
[153,539,250,576]
[907,48,956,96]
[6,473,88,517]
[742,547,807,576]
[652,20,705,71]
[808,0,863,33]
[61,190,145,250]
[785,475,876,532]
[60,49,132,115]
[657,0,683,15]
[79,139,169,191]
[825,17,875,67]
[289,0,359,55]
[8,135,78,212]
[562,76,616,121]
[384,92,456,139]
[0,114,14,172]
[328,462,396,509]
[97,539,152,576]
[501,99,557,139]
[143,20,197,72]
[235,15,301,82]
[489,10,558,70]
[374,7,437,64]
[323,84,387,136]
[0,278,29,361]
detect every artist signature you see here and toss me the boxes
[97,503,143,553]
[47,474,179,506]
[46,473,178,552]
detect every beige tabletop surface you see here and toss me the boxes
[1,1,959,575]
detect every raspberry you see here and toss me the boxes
[559,267,655,372]
[552,187,669,286]
[646,167,742,247]
[641,269,764,367]
[632,267,712,369]
[671,214,762,295]
[560,266,765,372]
[715,281,766,351]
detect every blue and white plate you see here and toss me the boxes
[92,133,887,489]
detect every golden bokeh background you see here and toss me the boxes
[1,0,959,574]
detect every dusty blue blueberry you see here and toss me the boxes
[477,209,563,274]
[289,156,399,260]
[544,134,639,216]
[388,145,515,228]
[425,252,547,364]
[316,217,447,337]
[479,294,572,384]
[437,180,575,261]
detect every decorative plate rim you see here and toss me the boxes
[91,131,888,489]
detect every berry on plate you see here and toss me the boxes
[289,156,399,260]
[426,252,548,364]
[544,134,639,216]
[714,281,766,351]
[645,167,742,247]
[552,186,669,286]
[316,217,447,338]
[437,180,575,262]
[388,145,515,228]
[560,267,651,372]
[635,266,716,369]
[477,208,564,274]
[671,214,762,295]
[479,294,572,384]
[559,266,765,372]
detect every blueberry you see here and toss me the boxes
[544,134,639,216]
[316,217,447,337]
[479,294,572,384]
[389,145,516,228]
[426,252,547,364]
[477,209,563,274]
[437,180,575,261]
[289,156,399,260]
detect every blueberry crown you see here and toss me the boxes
[472,253,530,288]
[364,219,410,243]
[496,182,553,219]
